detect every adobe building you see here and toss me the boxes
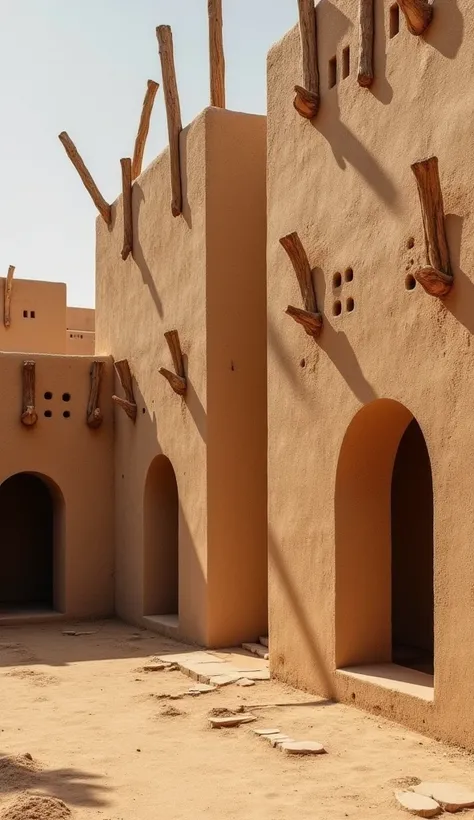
[267,0,472,748]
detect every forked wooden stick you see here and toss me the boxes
[132,80,160,180]
[411,156,453,298]
[280,232,323,338]
[112,359,137,421]
[21,361,38,427]
[397,0,433,35]
[4,265,15,328]
[358,0,374,87]
[159,330,187,395]
[156,25,183,217]
[208,0,225,107]
[87,361,104,428]
[120,158,133,261]
[294,0,320,119]
[58,132,111,224]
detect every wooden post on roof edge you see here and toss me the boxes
[156,25,183,217]
[4,265,15,328]
[294,0,320,119]
[132,80,160,180]
[112,359,137,421]
[58,132,112,225]
[120,158,133,261]
[208,0,226,108]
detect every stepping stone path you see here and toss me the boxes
[236,677,255,687]
[253,728,281,736]
[269,734,293,747]
[414,782,474,813]
[395,791,441,818]
[279,740,326,756]
[209,713,256,728]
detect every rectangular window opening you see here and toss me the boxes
[30,310,36,319]
[328,56,337,89]
[23,310,28,318]
[342,46,350,79]
[390,3,400,38]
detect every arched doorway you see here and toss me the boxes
[335,400,434,676]
[0,473,59,611]
[143,455,179,617]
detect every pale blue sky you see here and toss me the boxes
[1,1,296,307]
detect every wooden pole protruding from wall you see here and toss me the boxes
[112,359,137,422]
[156,25,183,218]
[21,361,38,427]
[159,329,187,396]
[411,156,453,298]
[132,80,160,180]
[397,0,433,35]
[280,232,323,338]
[208,0,226,108]
[4,265,15,328]
[294,0,320,119]
[358,0,374,87]
[87,360,104,428]
[58,132,112,225]
[120,158,133,261]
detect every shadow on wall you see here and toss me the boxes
[443,213,474,335]
[424,0,463,59]
[268,528,335,698]
[0,752,110,808]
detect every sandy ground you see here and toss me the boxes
[1,620,474,819]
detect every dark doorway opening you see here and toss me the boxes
[391,419,434,675]
[0,473,54,611]
[143,456,179,618]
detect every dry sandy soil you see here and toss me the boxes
[1,619,474,819]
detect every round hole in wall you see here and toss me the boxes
[333,272,342,289]
[63,410,70,419]
[44,410,52,418]
[346,297,355,312]
[344,267,354,282]
[332,300,342,317]
[62,392,71,402]
[407,237,415,249]
[405,274,416,291]
[300,358,306,368]
[44,392,53,400]
[351,692,356,701]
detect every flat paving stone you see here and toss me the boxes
[395,791,441,818]
[242,642,269,660]
[259,636,269,647]
[414,782,474,812]
[240,669,270,681]
[236,678,255,687]
[279,741,326,756]
[188,684,216,695]
[209,714,256,728]
[253,728,281,736]
[209,674,241,687]
[269,735,293,747]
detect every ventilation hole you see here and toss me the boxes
[44,392,53,400]
[344,267,354,282]
[351,692,356,701]
[333,272,342,288]
[300,358,306,368]
[44,410,52,418]
[342,46,350,79]
[328,56,337,89]
[333,300,342,316]
[405,274,416,290]
[30,310,35,318]
[63,410,70,419]
[142,407,146,414]
[23,310,28,318]
[407,237,415,249]
[62,392,71,402]
[346,297,355,312]
[390,3,400,38]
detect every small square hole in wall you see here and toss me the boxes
[23,310,27,318]
[333,300,342,316]
[390,3,400,38]
[342,46,350,79]
[346,297,355,312]
[30,310,35,318]
[328,56,337,89]
[44,410,52,418]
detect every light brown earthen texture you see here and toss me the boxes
[96,108,267,647]
[267,0,474,748]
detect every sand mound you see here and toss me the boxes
[0,754,40,790]
[1,794,71,819]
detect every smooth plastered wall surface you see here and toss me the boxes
[0,279,67,354]
[66,307,95,355]
[0,352,114,617]
[267,0,474,747]
[96,107,267,647]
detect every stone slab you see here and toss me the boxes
[209,674,241,687]
[209,714,256,728]
[279,741,326,756]
[395,791,441,818]
[236,677,255,687]
[259,636,269,647]
[253,728,281,736]
[188,684,216,695]
[414,782,474,812]
[240,669,270,681]
[269,734,293,747]
[242,642,269,660]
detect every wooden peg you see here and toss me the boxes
[156,25,183,217]
[120,158,133,261]
[159,330,187,395]
[58,132,111,225]
[285,305,323,338]
[21,361,38,427]
[280,232,323,338]
[132,80,160,180]
[397,0,433,35]
[294,0,320,119]
[87,361,104,428]
[358,0,374,87]
[411,156,453,298]
[208,0,226,108]
[112,359,137,421]
[4,265,15,328]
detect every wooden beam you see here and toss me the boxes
[4,264,15,328]
[286,305,323,338]
[58,132,111,225]
[358,0,374,88]
[208,0,225,108]
[159,329,187,395]
[87,360,104,428]
[132,80,160,180]
[280,232,318,313]
[21,361,38,427]
[294,0,320,119]
[156,25,183,217]
[120,158,133,261]
[397,0,433,35]
[411,156,453,298]
[112,359,137,421]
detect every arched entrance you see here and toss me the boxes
[0,473,61,611]
[335,400,434,675]
[143,455,179,617]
